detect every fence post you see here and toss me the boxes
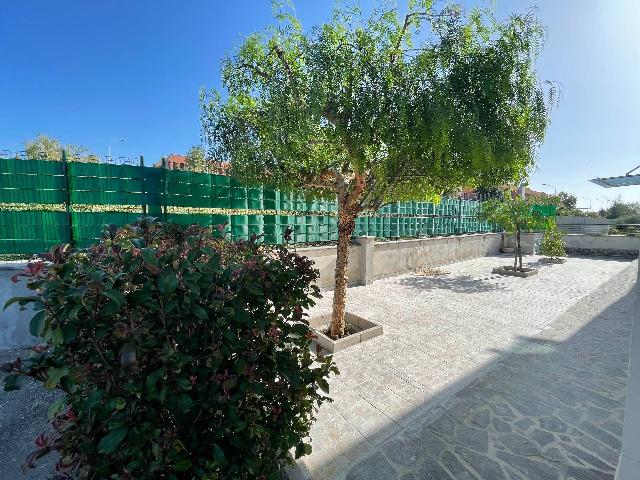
[60,149,74,246]
[139,155,147,216]
[161,157,168,222]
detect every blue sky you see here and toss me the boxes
[1,1,639,207]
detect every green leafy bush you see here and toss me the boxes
[540,221,567,258]
[3,218,337,479]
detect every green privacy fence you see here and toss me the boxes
[0,157,510,254]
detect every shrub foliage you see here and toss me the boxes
[3,218,337,479]
[540,221,567,258]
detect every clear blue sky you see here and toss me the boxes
[1,1,639,208]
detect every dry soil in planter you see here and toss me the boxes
[539,257,567,264]
[492,265,539,278]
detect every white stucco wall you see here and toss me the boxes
[0,262,38,350]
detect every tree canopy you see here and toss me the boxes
[185,145,208,172]
[201,0,555,336]
[599,197,640,221]
[25,134,98,163]
[201,1,553,206]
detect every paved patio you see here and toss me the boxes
[295,255,636,479]
[0,255,635,479]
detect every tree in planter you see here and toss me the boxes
[2,219,337,479]
[201,1,553,337]
[480,195,543,270]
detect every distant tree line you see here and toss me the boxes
[24,134,98,163]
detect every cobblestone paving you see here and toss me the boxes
[294,255,636,479]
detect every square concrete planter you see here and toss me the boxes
[308,312,383,353]
[492,265,538,278]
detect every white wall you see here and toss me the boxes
[563,234,640,255]
[0,263,38,350]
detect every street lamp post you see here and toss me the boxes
[108,138,126,161]
[541,183,557,194]
[580,196,592,211]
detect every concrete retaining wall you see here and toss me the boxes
[298,233,502,289]
[372,234,502,279]
[563,234,640,258]
[295,244,362,290]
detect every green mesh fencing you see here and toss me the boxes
[0,157,529,254]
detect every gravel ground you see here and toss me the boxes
[0,348,61,480]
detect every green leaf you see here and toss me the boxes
[102,289,125,308]
[177,394,193,413]
[51,326,64,345]
[192,305,208,320]
[83,389,104,410]
[158,267,178,294]
[4,296,41,311]
[316,378,329,394]
[69,304,83,320]
[146,368,165,393]
[176,377,193,391]
[212,443,226,466]
[172,459,192,472]
[140,248,158,267]
[45,367,66,390]
[131,238,145,248]
[62,324,77,342]
[115,397,126,410]
[3,374,22,391]
[47,397,67,419]
[29,310,46,337]
[98,427,128,454]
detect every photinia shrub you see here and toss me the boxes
[2,218,337,479]
[540,220,567,258]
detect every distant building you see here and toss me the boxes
[152,153,232,174]
[153,154,187,170]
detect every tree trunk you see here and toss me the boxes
[330,206,357,338]
[516,228,523,270]
[514,227,520,270]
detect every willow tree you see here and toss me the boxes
[201,1,552,337]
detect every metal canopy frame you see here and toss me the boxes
[590,164,640,188]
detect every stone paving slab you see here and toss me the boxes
[295,255,636,479]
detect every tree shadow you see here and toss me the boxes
[397,273,506,294]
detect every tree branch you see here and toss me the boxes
[390,11,455,64]
[272,44,294,80]
[239,61,270,79]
